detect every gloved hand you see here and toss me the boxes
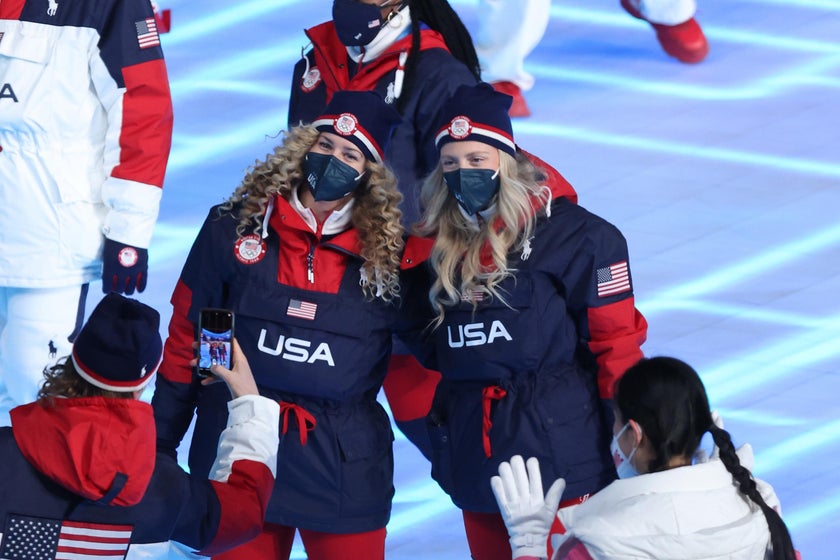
[491,456,566,559]
[102,238,148,295]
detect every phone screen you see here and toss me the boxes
[198,309,234,377]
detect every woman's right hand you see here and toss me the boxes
[491,455,566,560]
[202,338,259,399]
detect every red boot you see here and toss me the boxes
[620,0,708,64]
[490,81,531,118]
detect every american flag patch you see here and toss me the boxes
[135,17,160,49]
[287,299,317,320]
[596,261,631,297]
[1,514,133,560]
[461,289,485,302]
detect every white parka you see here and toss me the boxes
[551,445,779,560]
[0,0,172,287]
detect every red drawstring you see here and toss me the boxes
[279,402,316,446]
[481,385,507,458]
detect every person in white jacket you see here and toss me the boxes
[0,0,173,426]
[491,356,798,560]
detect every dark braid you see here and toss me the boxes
[710,425,797,560]
[616,357,797,560]
[397,0,481,113]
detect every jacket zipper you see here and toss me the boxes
[307,243,315,284]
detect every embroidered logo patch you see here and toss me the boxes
[448,116,472,139]
[118,247,139,267]
[334,113,358,136]
[234,234,267,265]
[301,67,321,92]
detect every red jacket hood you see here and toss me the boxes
[10,397,156,507]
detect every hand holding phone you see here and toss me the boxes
[201,338,259,399]
[197,308,234,378]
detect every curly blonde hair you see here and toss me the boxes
[415,150,550,326]
[222,126,404,301]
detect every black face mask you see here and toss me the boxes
[332,0,385,47]
[304,152,364,202]
[443,168,501,215]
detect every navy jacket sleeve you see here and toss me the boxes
[152,208,236,455]
[551,202,648,399]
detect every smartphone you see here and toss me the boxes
[197,308,234,378]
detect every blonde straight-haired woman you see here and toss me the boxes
[401,83,649,560]
[153,91,414,560]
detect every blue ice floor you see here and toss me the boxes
[128,0,840,557]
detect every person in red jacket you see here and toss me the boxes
[398,82,648,560]
[0,293,280,559]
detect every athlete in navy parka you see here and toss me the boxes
[152,92,420,559]
[399,83,649,560]
[289,0,481,227]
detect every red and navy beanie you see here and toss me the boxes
[71,293,163,393]
[311,90,402,164]
[434,82,516,158]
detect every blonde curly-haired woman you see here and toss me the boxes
[152,91,412,560]
[399,83,649,560]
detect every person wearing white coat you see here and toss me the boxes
[491,357,798,560]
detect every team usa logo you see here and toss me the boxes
[448,116,473,139]
[118,247,139,268]
[333,113,359,136]
[301,67,321,92]
[234,234,267,265]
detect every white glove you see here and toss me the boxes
[491,456,566,559]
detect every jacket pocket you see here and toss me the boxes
[335,405,395,517]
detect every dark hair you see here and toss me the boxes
[37,357,132,403]
[397,0,481,113]
[615,357,796,560]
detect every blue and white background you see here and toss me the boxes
[134,0,840,557]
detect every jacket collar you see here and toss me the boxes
[270,194,363,256]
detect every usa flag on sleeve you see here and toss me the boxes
[287,299,318,320]
[596,261,631,297]
[1,514,132,560]
[135,17,160,49]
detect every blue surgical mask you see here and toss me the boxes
[332,0,386,47]
[304,152,364,202]
[610,423,640,479]
[443,168,501,216]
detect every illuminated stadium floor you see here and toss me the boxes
[135,0,839,557]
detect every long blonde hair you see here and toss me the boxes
[223,126,405,301]
[415,150,549,326]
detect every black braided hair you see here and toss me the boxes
[710,425,797,560]
[396,0,481,113]
[615,357,796,560]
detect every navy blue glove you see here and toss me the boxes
[102,238,148,295]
